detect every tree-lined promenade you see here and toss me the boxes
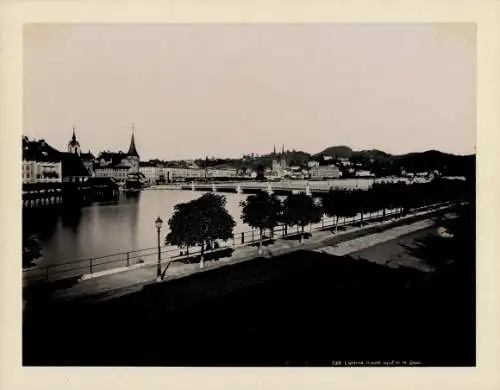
[164,178,473,271]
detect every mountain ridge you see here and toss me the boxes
[315,145,473,159]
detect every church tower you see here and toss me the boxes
[280,144,287,170]
[126,125,140,173]
[67,126,81,156]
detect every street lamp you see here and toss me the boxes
[155,216,163,279]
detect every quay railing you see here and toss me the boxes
[22,201,456,285]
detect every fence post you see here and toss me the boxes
[89,258,93,274]
[321,217,324,228]
[45,265,50,281]
[252,230,255,242]
[241,232,244,244]
[126,252,130,267]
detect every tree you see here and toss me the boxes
[166,193,235,269]
[165,202,198,260]
[368,182,389,217]
[195,193,235,266]
[322,189,359,232]
[255,164,265,182]
[240,191,282,255]
[282,193,322,244]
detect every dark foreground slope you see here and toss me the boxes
[23,209,475,367]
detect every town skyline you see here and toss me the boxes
[23,128,475,163]
[24,24,475,160]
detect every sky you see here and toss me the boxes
[23,23,476,160]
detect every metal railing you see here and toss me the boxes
[22,201,455,285]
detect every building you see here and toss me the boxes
[94,129,141,184]
[80,151,95,177]
[307,161,319,168]
[139,162,161,184]
[169,168,205,181]
[271,144,288,178]
[336,157,351,167]
[126,129,140,173]
[22,136,63,184]
[67,126,81,155]
[309,165,341,180]
[60,153,90,183]
[206,166,238,179]
[354,170,375,178]
[22,160,62,184]
[63,126,91,182]
[94,165,130,184]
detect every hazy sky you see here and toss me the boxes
[24,24,476,160]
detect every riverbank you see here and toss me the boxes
[23,208,474,366]
[23,204,455,305]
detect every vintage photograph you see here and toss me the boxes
[22,23,476,367]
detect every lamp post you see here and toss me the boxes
[155,216,163,279]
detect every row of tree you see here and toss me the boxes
[165,178,473,263]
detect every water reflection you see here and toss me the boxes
[22,189,326,269]
[23,190,254,268]
[60,207,82,235]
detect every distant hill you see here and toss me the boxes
[315,146,391,160]
[314,145,474,177]
[352,149,392,161]
[394,150,475,176]
[315,145,353,158]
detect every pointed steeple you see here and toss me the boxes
[273,145,276,156]
[282,144,285,156]
[127,124,139,157]
[68,125,81,155]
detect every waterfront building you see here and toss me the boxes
[94,165,130,184]
[94,129,141,184]
[139,162,161,184]
[169,167,205,181]
[126,129,140,173]
[309,164,342,180]
[23,134,88,184]
[60,152,90,183]
[206,167,238,179]
[22,160,62,184]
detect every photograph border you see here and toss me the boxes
[1,1,500,389]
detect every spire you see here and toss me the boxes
[282,144,285,156]
[273,145,276,156]
[72,125,76,142]
[127,124,139,157]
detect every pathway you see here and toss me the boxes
[22,204,456,307]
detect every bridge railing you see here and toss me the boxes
[22,201,455,285]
